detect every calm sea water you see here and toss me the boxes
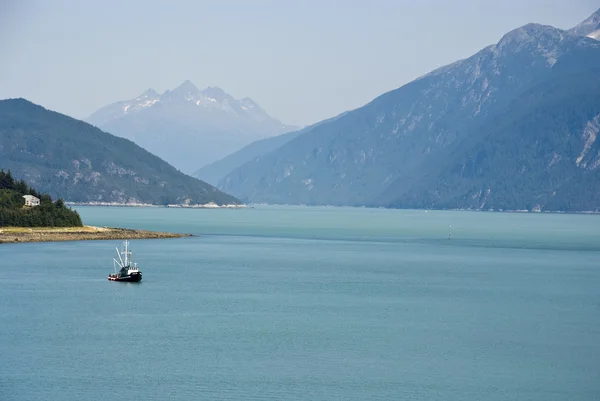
[1,206,599,400]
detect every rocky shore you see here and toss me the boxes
[0,226,192,244]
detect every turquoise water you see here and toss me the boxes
[1,206,599,400]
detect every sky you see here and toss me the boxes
[0,0,598,127]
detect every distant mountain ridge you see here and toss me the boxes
[86,81,298,173]
[193,111,350,185]
[218,9,600,212]
[192,130,303,186]
[0,98,241,205]
[86,88,161,127]
[87,80,290,129]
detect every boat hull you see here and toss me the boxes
[108,272,142,282]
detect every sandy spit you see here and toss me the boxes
[0,226,192,244]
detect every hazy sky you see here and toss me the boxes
[1,0,598,126]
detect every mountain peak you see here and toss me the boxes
[498,23,559,44]
[201,86,229,102]
[569,9,600,36]
[138,88,159,99]
[495,23,564,55]
[569,8,600,38]
[84,81,294,173]
[172,80,199,95]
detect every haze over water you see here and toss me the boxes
[1,206,599,400]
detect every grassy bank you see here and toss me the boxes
[0,225,191,243]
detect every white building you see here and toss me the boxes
[23,195,40,207]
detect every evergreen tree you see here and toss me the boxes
[0,173,83,227]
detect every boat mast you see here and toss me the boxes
[124,240,129,267]
[116,245,125,267]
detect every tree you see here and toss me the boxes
[0,177,83,227]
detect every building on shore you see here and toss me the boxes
[23,195,40,207]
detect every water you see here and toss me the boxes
[1,206,599,400]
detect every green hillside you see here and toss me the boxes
[0,170,83,227]
[0,99,241,205]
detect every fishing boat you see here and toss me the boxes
[108,240,142,282]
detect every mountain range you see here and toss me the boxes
[86,81,298,174]
[0,99,241,205]
[216,9,600,212]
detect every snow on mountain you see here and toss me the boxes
[587,29,600,40]
[569,7,600,37]
[87,81,287,128]
[85,89,159,128]
[123,89,160,113]
[85,81,298,174]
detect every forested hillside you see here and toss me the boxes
[0,170,83,227]
[0,99,241,205]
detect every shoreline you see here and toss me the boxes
[246,204,600,214]
[67,202,598,214]
[66,202,246,209]
[0,226,192,244]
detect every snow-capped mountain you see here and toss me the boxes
[568,7,600,39]
[86,81,297,173]
[86,89,160,127]
[218,8,600,211]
